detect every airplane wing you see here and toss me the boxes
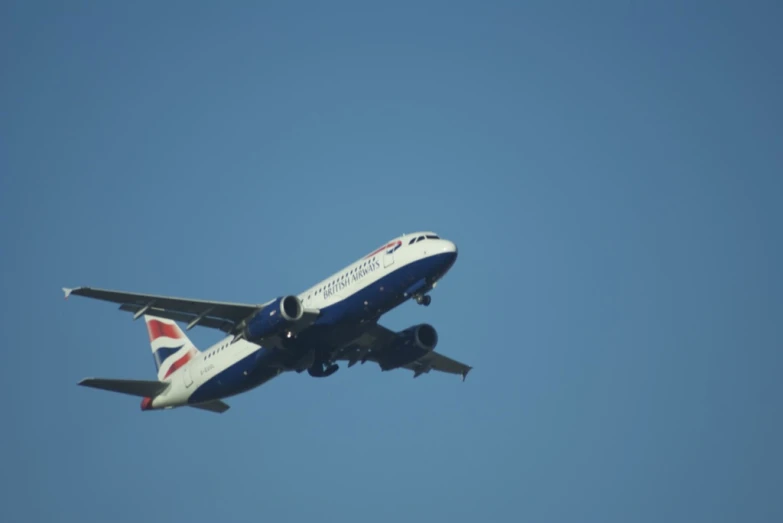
[401,351,472,380]
[333,323,472,380]
[62,286,302,335]
[63,286,258,332]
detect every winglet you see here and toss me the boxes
[462,367,472,382]
[63,287,74,299]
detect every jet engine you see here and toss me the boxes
[377,323,438,371]
[243,295,303,342]
[397,323,438,352]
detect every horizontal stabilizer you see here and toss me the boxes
[78,378,169,398]
[189,400,230,413]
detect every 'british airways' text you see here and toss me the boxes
[323,259,381,300]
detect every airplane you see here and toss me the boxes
[64,231,471,414]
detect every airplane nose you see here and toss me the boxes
[441,240,458,266]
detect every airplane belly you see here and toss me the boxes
[187,350,280,404]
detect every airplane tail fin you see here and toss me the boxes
[144,315,199,380]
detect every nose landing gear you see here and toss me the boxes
[415,294,432,306]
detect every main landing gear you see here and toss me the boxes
[307,361,339,378]
[415,294,432,306]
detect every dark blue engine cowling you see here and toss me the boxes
[378,324,438,371]
[244,295,303,342]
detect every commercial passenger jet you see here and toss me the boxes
[64,231,470,414]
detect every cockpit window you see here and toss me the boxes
[416,236,424,242]
[426,235,439,239]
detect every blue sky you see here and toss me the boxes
[2,2,781,522]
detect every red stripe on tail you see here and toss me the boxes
[163,352,192,378]
[147,319,182,342]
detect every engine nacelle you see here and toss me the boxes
[378,323,438,371]
[397,323,438,352]
[244,295,303,342]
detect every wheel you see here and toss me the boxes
[322,363,339,377]
[307,361,339,378]
[307,365,325,377]
[416,294,431,305]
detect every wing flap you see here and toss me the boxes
[118,304,237,332]
[78,378,169,397]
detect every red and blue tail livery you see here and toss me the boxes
[146,316,198,380]
[66,231,469,414]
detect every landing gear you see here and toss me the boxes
[416,295,432,306]
[307,361,340,378]
[292,350,315,373]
